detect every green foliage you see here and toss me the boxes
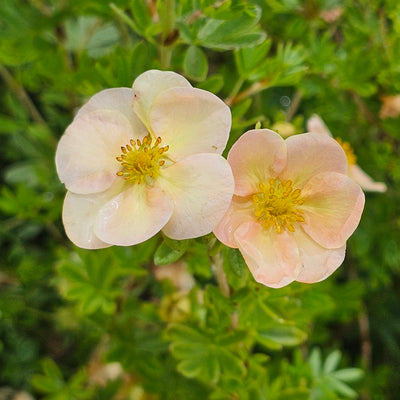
[31,359,94,400]
[0,0,399,398]
[167,324,246,384]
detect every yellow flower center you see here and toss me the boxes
[253,178,305,233]
[335,137,357,165]
[116,134,169,184]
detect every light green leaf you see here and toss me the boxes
[323,350,341,374]
[331,368,364,383]
[258,324,307,347]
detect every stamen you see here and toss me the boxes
[335,137,357,165]
[116,134,170,185]
[253,178,305,233]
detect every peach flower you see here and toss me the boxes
[56,70,234,249]
[214,129,365,288]
[307,114,387,192]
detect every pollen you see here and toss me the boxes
[335,137,357,165]
[253,178,305,233]
[116,134,169,184]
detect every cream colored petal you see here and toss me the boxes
[75,88,147,138]
[227,129,287,196]
[306,114,333,137]
[62,190,118,249]
[157,153,234,240]
[94,183,174,246]
[281,132,347,188]
[234,221,301,288]
[132,70,191,130]
[56,109,133,194]
[213,196,255,248]
[301,171,365,249]
[149,87,231,160]
[294,229,346,283]
[349,164,387,192]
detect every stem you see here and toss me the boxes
[285,90,302,122]
[0,65,45,124]
[227,79,270,106]
[160,0,175,69]
[225,77,244,106]
[212,252,230,298]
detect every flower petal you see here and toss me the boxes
[132,70,191,130]
[213,196,254,248]
[149,87,231,160]
[227,129,287,196]
[75,88,147,137]
[234,221,301,288]
[306,114,333,137]
[294,229,346,283]
[157,153,234,240]
[301,171,365,248]
[281,133,347,187]
[62,190,116,249]
[94,183,174,246]
[349,164,387,192]
[56,109,133,194]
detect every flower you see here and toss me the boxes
[307,114,387,192]
[56,70,234,249]
[214,129,365,288]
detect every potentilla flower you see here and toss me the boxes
[56,70,234,249]
[214,129,365,288]
[307,114,387,192]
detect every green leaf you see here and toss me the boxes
[167,324,245,384]
[234,39,272,80]
[197,74,224,93]
[326,376,358,398]
[323,350,341,374]
[309,348,322,378]
[154,238,188,265]
[225,248,247,278]
[331,368,364,383]
[183,45,208,81]
[31,359,65,393]
[56,250,123,315]
[258,324,307,347]
[129,0,152,34]
[196,5,266,50]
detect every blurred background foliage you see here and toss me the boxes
[0,0,399,399]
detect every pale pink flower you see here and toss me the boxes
[214,129,365,288]
[56,70,234,249]
[307,114,387,192]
